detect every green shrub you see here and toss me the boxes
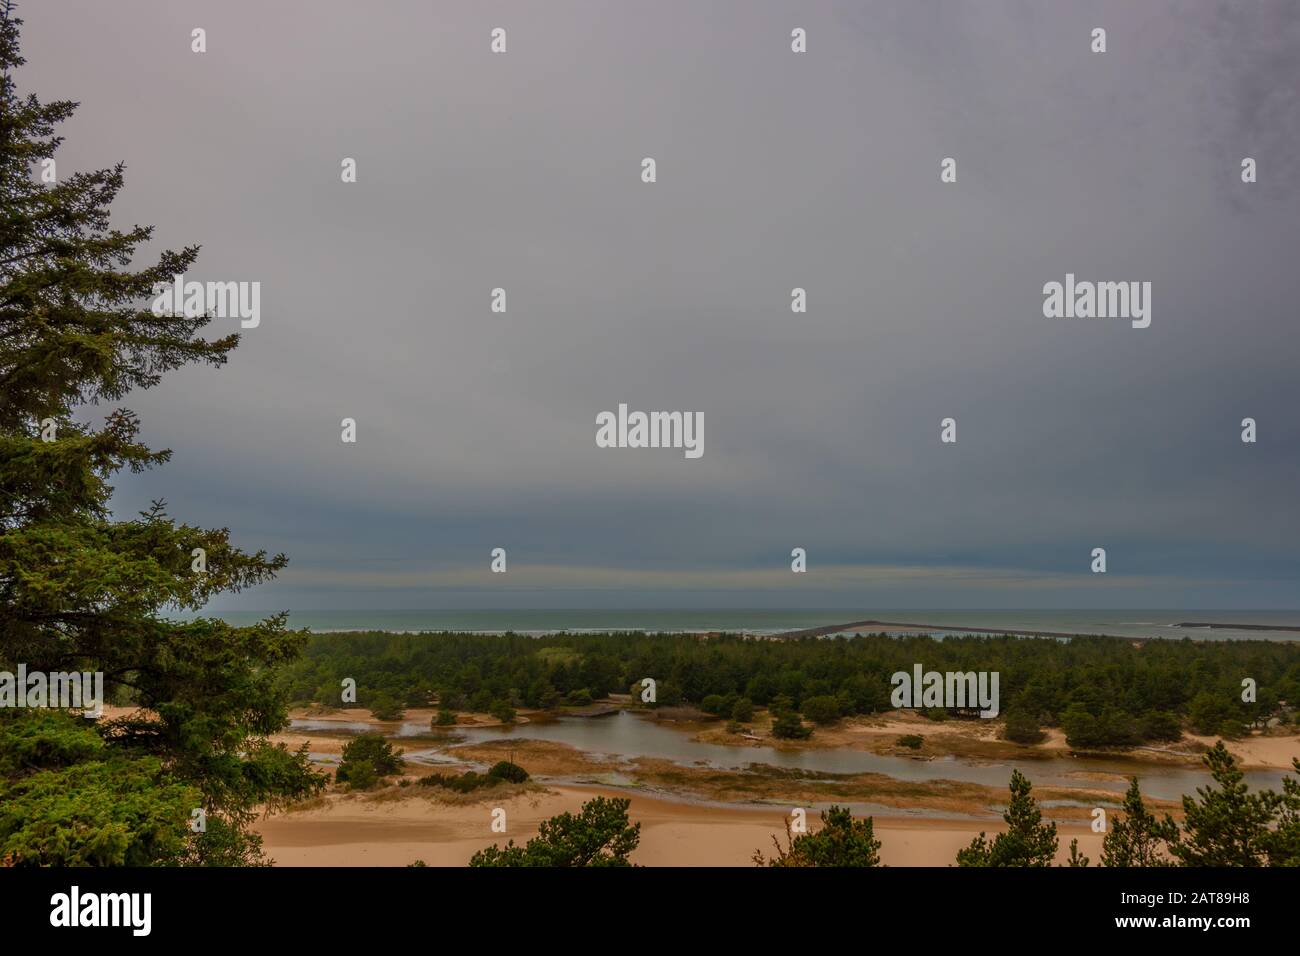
[490,700,517,724]
[344,759,378,791]
[487,761,529,784]
[1062,705,1144,748]
[418,771,496,793]
[367,692,405,722]
[771,712,811,740]
[1002,713,1046,745]
[419,765,529,793]
[1217,719,1246,740]
[336,734,403,784]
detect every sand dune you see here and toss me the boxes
[254,785,1103,867]
[1184,732,1300,771]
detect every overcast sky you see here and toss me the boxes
[20,1,1300,610]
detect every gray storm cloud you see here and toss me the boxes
[21,0,1300,608]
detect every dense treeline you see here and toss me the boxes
[277,630,1300,746]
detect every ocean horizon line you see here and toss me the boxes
[170,608,1300,642]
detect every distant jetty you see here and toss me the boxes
[767,619,1300,640]
[1175,622,1300,632]
[767,620,1086,640]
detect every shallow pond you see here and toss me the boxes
[291,710,1293,803]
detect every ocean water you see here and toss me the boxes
[185,609,1300,641]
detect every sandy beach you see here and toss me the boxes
[99,703,1296,865]
[253,784,1105,867]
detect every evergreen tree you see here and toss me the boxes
[1002,711,1046,744]
[753,805,882,867]
[0,711,198,865]
[0,5,322,865]
[469,796,640,867]
[1100,778,1178,867]
[1261,758,1300,866]
[1066,838,1089,867]
[957,769,1058,866]
[367,691,404,722]
[1170,742,1276,867]
[335,734,403,785]
[771,711,811,739]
